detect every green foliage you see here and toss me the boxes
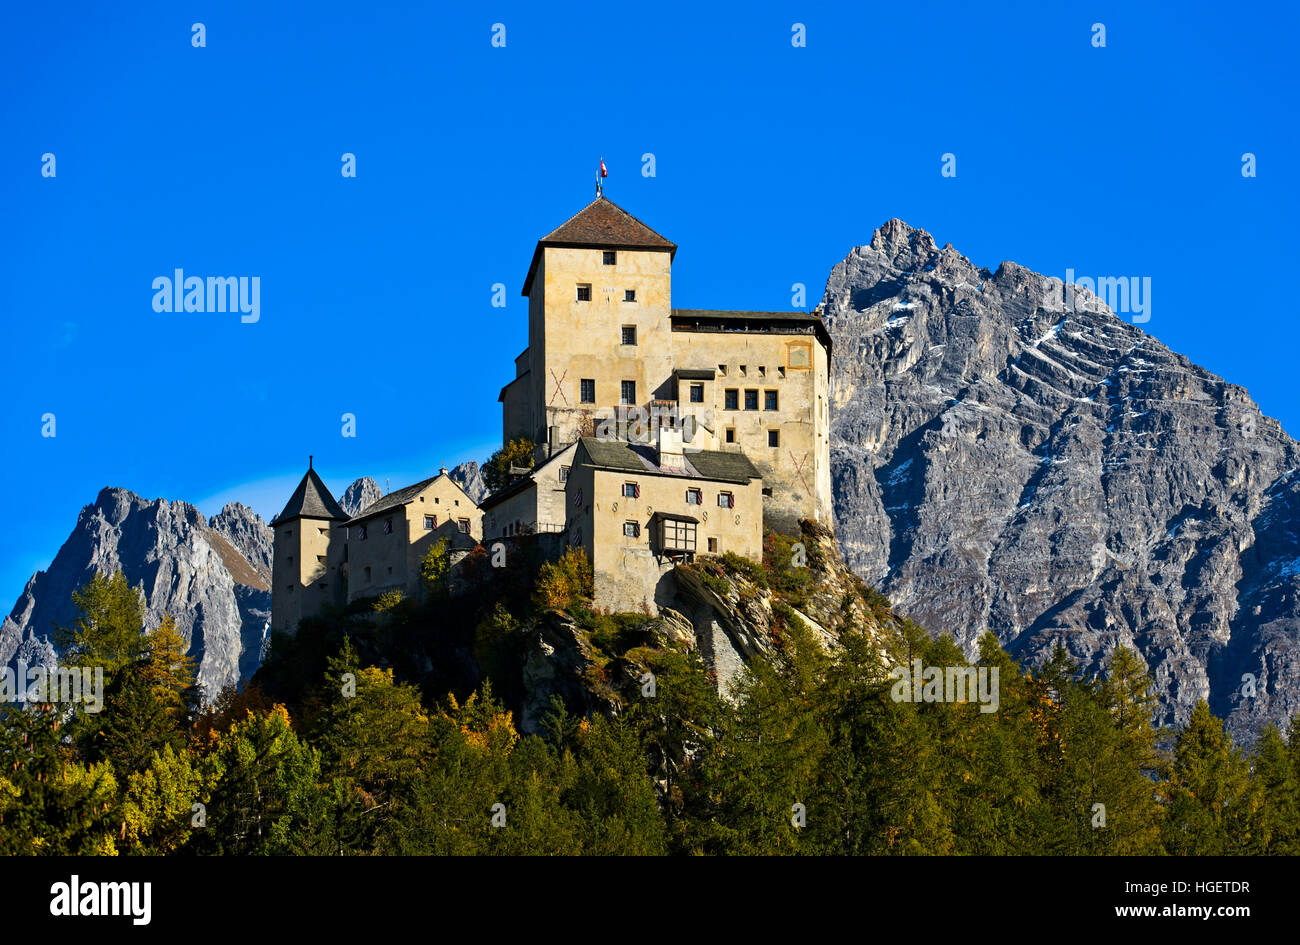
[419,538,450,600]
[11,570,1300,856]
[483,436,536,493]
[54,570,146,674]
[531,547,594,610]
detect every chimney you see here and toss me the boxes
[656,412,686,472]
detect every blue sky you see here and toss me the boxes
[1,1,1296,604]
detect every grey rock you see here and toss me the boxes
[1,487,272,703]
[450,461,488,504]
[339,477,383,518]
[823,218,1300,743]
[208,502,273,583]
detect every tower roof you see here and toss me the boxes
[522,196,676,296]
[274,465,348,525]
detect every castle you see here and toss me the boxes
[271,193,832,630]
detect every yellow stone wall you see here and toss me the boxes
[673,329,832,528]
[565,462,763,613]
[531,246,675,456]
[482,443,575,538]
[271,516,345,634]
[346,476,483,603]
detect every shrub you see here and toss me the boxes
[420,538,450,599]
[531,547,594,610]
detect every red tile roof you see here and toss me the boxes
[522,197,676,296]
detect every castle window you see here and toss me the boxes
[317,555,326,563]
[364,567,371,581]
[759,366,767,377]
[624,289,636,302]
[424,515,436,529]
[603,251,616,265]
[286,529,292,537]
[458,518,470,533]
[576,284,591,301]
[286,584,294,592]
[718,491,734,509]
[768,429,781,447]
[724,389,738,410]
[717,365,727,376]
[762,487,773,496]
[358,524,368,540]
[740,365,747,376]
[559,466,570,483]
[689,383,704,403]
[660,518,697,553]
[622,482,640,498]
[621,380,636,405]
[580,379,595,403]
[708,537,718,553]
[623,521,641,538]
[318,527,327,536]
[454,499,459,506]
[778,366,786,378]
[287,556,293,565]
[621,325,637,345]
[744,389,759,410]
[686,488,702,505]
[765,390,779,411]
[725,428,735,443]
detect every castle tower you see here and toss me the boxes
[501,196,678,460]
[498,194,834,532]
[270,458,349,635]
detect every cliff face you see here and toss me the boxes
[823,219,1300,741]
[1,488,272,700]
[450,461,489,504]
[338,478,383,518]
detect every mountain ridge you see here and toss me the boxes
[824,218,1299,742]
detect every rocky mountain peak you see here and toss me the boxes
[825,221,1299,743]
[449,460,488,504]
[2,487,271,700]
[339,477,383,518]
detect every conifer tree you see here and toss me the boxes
[1161,700,1255,855]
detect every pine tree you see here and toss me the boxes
[1161,700,1255,854]
[1246,723,1300,854]
[54,571,146,674]
[191,705,325,855]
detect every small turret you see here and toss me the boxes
[270,460,349,635]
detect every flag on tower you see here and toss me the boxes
[600,158,607,178]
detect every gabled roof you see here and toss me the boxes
[275,466,348,524]
[344,471,479,526]
[573,438,761,484]
[522,197,676,296]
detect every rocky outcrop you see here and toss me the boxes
[519,610,613,734]
[823,219,1300,742]
[673,521,891,696]
[1,487,272,702]
[339,477,383,518]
